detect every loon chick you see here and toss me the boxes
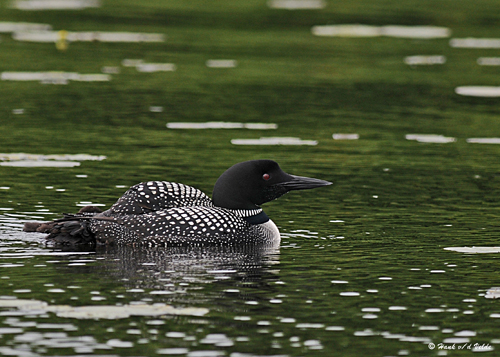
[24,160,331,246]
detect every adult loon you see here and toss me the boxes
[24,160,331,246]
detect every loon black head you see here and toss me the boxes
[212,160,332,210]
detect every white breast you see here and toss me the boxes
[258,219,281,246]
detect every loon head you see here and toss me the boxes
[212,160,332,210]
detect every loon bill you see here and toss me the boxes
[23,160,332,246]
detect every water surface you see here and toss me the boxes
[2,0,500,355]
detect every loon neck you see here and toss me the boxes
[228,208,270,225]
[243,211,269,225]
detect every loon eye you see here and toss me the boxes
[262,173,270,181]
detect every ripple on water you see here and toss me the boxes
[187,351,225,357]
[362,307,381,312]
[107,339,134,348]
[354,329,376,337]
[340,292,360,297]
[388,306,407,311]
[443,337,470,344]
[331,280,348,284]
[296,323,325,329]
[199,333,234,347]
[444,246,500,254]
[0,298,208,319]
[166,332,186,338]
[158,348,190,355]
[455,330,476,337]
[425,308,445,313]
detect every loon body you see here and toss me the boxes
[24,160,331,246]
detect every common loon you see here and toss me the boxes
[24,160,331,246]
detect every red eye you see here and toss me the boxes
[263,173,270,181]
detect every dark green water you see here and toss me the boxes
[2,0,500,355]
[1,146,500,356]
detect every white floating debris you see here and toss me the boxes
[455,86,500,97]
[444,246,500,254]
[12,31,57,42]
[339,291,360,297]
[107,339,133,348]
[136,63,176,73]
[0,153,105,168]
[0,298,208,319]
[149,106,164,112]
[0,153,107,161]
[74,74,110,82]
[389,306,407,311]
[55,304,209,319]
[332,133,359,140]
[97,32,164,43]
[425,308,444,313]
[10,0,100,10]
[477,57,500,66]
[405,134,456,143]
[76,202,106,207]
[467,138,500,144]
[267,0,326,9]
[122,59,144,67]
[354,329,375,336]
[312,24,450,39]
[312,24,381,37]
[231,137,317,145]
[0,21,51,33]
[404,55,446,65]
[382,26,451,39]
[101,66,120,74]
[0,161,80,167]
[167,122,277,130]
[443,338,470,344]
[485,287,500,299]
[205,59,238,68]
[455,330,476,337]
[450,38,500,49]
[13,31,164,43]
[157,348,189,355]
[1,71,110,84]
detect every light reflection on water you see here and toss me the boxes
[0,209,499,356]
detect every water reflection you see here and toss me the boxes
[267,0,326,10]
[92,244,281,295]
[167,122,277,130]
[231,137,317,145]
[11,0,100,10]
[450,38,500,48]
[0,153,106,168]
[3,209,500,355]
[405,133,456,143]
[0,21,51,32]
[312,24,451,38]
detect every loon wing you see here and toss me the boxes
[103,181,213,216]
[24,181,213,240]
[90,206,249,245]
